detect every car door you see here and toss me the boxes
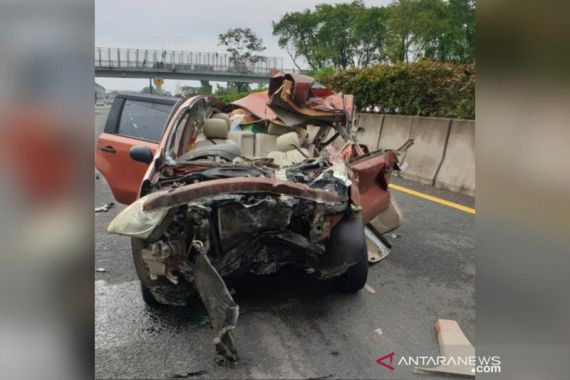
[96,95,176,205]
[345,146,398,224]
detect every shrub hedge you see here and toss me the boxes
[315,61,475,120]
[214,88,269,104]
[215,90,251,104]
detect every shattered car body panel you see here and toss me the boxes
[142,177,341,212]
[349,151,396,224]
[230,91,277,122]
[269,72,354,120]
[228,71,353,128]
[106,74,407,363]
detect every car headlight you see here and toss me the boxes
[107,195,169,239]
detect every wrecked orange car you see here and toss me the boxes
[103,73,410,363]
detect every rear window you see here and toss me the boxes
[117,99,173,142]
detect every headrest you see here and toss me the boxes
[268,123,290,136]
[211,113,231,129]
[276,132,301,152]
[203,118,229,139]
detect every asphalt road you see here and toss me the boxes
[95,107,475,379]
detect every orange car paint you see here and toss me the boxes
[96,133,157,204]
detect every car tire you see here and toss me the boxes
[131,238,194,306]
[131,238,173,288]
[140,282,162,307]
[333,245,368,292]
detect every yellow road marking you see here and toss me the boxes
[389,183,476,215]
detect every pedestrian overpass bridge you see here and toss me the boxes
[95,47,289,83]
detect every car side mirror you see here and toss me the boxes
[129,146,153,165]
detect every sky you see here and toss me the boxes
[95,0,392,93]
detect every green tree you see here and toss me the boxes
[313,1,362,69]
[385,0,475,63]
[273,1,388,70]
[441,0,475,62]
[353,6,389,65]
[218,28,266,92]
[412,0,448,61]
[272,10,323,70]
[385,0,418,63]
[273,0,474,67]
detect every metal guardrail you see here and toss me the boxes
[95,47,283,76]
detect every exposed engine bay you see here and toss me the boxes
[109,157,364,363]
[128,157,355,277]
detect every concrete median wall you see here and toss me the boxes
[356,113,384,150]
[399,117,452,185]
[356,113,475,196]
[434,119,475,196]
[378,115,414,151]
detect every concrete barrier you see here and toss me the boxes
[399,117,452,185]
[238,112,474,195]
[356,113,383,150]
[377,115,414,151]
[354,113,475,195]
[307,125,343,149]
[434,119,475,196]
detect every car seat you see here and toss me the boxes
[195,118,238,148]
[267,132,310,167]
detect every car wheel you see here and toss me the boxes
[131,238,173,288]
[131,238,194,306]
[140,282,161,307]
[333,244,368,292]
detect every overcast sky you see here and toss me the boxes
[95,0,392,93]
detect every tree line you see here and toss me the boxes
[168,0,476,117]
[272,0,475,70]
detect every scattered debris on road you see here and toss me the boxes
[170,370,208,378]
[95,268,106,273]
[307,374,334,380]
[374,328,383,336]
[95,202,114,213]
[365,226,391,263]
[415,319,475,377]
[364,283,376,294]
[390,233,400,239]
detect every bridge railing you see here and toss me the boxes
[95,47,283,76]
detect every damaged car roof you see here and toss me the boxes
[230,71,353,127]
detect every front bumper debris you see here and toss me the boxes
[190,240,239,364]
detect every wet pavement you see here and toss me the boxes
[95,108,475,379]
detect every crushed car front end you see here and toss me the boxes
[108,158,369,363]
[106,73,406,363]
[109,157,368,288]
